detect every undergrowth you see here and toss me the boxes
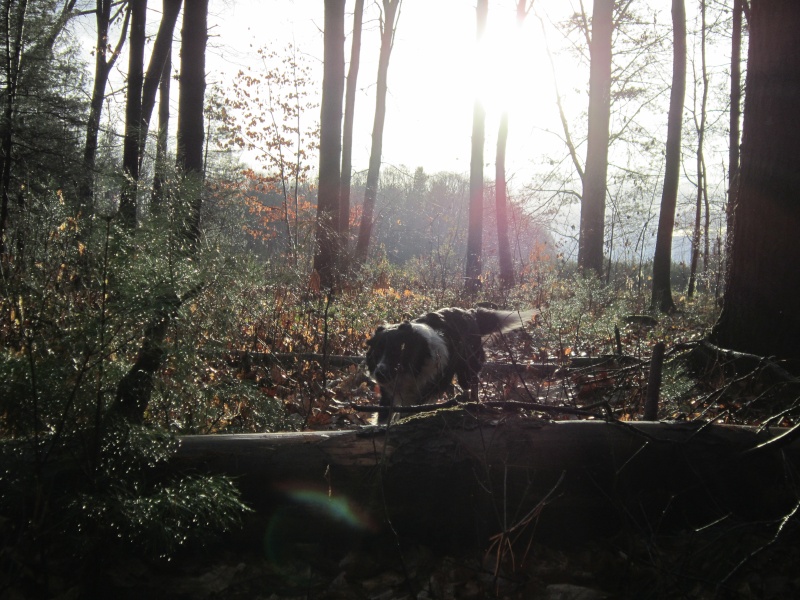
[0,188,755,598]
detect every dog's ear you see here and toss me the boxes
[399,321,412,331]
[366,325,385,346]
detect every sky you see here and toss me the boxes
[208,1,584,184]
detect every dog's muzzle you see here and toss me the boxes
[372,362,394,384]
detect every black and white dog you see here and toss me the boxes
[365,307,536,422]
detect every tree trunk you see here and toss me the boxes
[339,0,364,254]
[150,45,171,214]
[138,0,182,172]
[354,0,400,268]
[464,0,488,295]
[650,0,686,313]
[111,291,180,423]
[175,0,208,249]
[119,0,147,229]
[0,0,28,257]
[687,0,708,298]
[495,111,514,288]
[172,411,800,549]
[727,0,742,242]
[711,0,800,363]
[313,0,346,290]
[577,0,613,277]
[79,0,130,217]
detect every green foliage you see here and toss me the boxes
[78,422,250,558]
[0,189,261,591]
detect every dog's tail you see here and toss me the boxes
[475,307,538,338]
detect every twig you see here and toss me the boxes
[715,498,800,594]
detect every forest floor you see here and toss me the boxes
[99,511,800,599]
[92,317,800,600]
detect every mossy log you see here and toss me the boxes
[173,410,800,552]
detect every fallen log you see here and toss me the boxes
[173,410,800,554]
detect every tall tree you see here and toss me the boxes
[150,43,171,213]
[79,0,130,215]
[711,0,800,362]
[0,0,29,255]
[175,0,208,248]
[577,0,613,276]
[119,0,147,229]
[313,0,345,289]
[354,0,400,267]
[493,0,532,290]
[339,0,364,251]
[726,0,743,239]
[138,0,182,169]
[114,0,209,423]
[687,0,708,298]
[464,0,488,294]
[495,111,514,288]
[650,0,687,313]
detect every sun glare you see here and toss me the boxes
[471,6,570,144]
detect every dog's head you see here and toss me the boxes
[365,321,430,385]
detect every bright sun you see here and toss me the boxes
[471,5,575,144]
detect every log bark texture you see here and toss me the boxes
[174,410,800,552]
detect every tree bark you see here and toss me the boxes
[111,291,181,423]
[0,0,28,256]
[313,0,346,289]
[711,0,800,363]
[119,0,147,229]
[150,45,171,214]
[495,111,514,288]
[354,0,400,268]
[339,0,364,253]
[650,0,686,313]
[464,0,488,294]
[138,0,182,171]
[727,0,742,241]
[172,411,800,549]
[687,0,708,298]
[175,0,208,249]
[577,0,613,277]
[79,1,130,217]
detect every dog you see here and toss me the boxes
[365,307,536,422]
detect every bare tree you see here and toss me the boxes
[726,0,743,238]
[577,0,613,276]
[464,0,488,294]
[119,0,147,229]
[494,0,533,289]
[687,0,708,298]
[138,0,182,169]
[150,41,171,213]
[78,1,129,218]
[354,0,401,267]
[339,0,364,254]
[313,0,346,289]
[650,0,686,313]
[175,0,208,249]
